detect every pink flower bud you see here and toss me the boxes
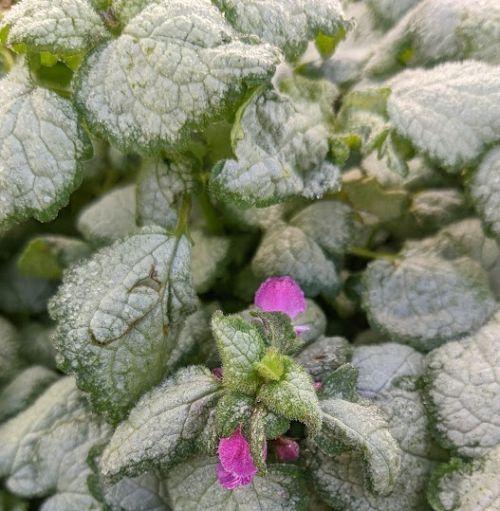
[212,367,223,380]
[273,436,300,463]
[254,276,306,320]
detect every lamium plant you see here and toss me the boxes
[0,0,499,510]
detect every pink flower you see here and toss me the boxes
[217,427,257,489]
[273,436,300,462]
[254,276,309,335]
[212,367,223,380]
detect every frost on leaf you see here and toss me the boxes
[167,456,308,511]
[77,185,138,246]
[425,313,500,458]
[0,63,91,231]
[362,253,496,351]
[0,377,112,509]
[387,61,500,169]
[191,229,231,294]
[427,447,500,511]
[100,366,221,479]
[211,311,265,395]
[470,146,500,242]
[317,398,402,495]
[136,158,193,231]
[111,0,154,24]
[366,0,500,77]
[75,0,281,154]
[49,227,198,424]
[213,0,349,61]
[252,225,340,297]
[0,0,108,56]
[211,78,340,207]
[0,365,58,422]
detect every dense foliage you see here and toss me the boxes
[0,0,499,510]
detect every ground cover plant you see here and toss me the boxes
[0,0,499,509]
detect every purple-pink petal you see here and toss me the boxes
[273,436,300,463]
[294,325,310,336]
[254,276,306,320]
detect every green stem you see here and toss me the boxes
[197,187,223,235]
[349,246,400,262]
[175,194,191,238]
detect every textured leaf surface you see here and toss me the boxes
[425,313,500,458]
[366,0,420,26]
[367,0,500,76]
[258,359,321,436]
[0,316,22,385]
[77,185,138,246]
[211,312,265,394]
[252,225,339,297]
[214,0,348,61]
[75,0,281,153]
[0,377,111,509]
[470,146,500,241]
[49,227,198,424]
[0,63,91,230]
[136,158,192,231]
[167,456,308,511]
[211,79,340,206]
[317,397,402,495]
[428,447,500,511]
[362,254,496,351]
[0,0,108,55]
[387,61,500,169]
[100,366,221,479]
[0,366,58,422]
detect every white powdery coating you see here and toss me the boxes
[75,0,281,153]
[1,0,108,54]
[112,0,154,24]
[426,314,500,458]
[77,185,138,246]
[367,0,500,76]
[362,254,496,351]
[212,86,340,206]
[0,64,89,230]
[319,398,402,495]
[0,377,111,507]
[168,456,306,510]
[387,61,500,168]
[214,0,348,60]
[49,227,198,423]
[433,447,500,511]
[366,0,420,25]
[352,343,425,398]
[470,146,500,241]
[100,366,220,478]
[252,225,340,297]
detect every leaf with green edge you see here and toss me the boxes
[191,229,231,294]
[0,365,58,422]
[111,0,154,24]
[366,0,500,78]
[320,363,359,401]
[258,358,321,437]
[99,366,222,480]
[0,316,22,385]
[427,447,500,511]
[17,235,91,280]
[424,312,500,458]
[0,0,109,56]
[362,253,496,351]
[249,405,267,472]
[250,310,299,355]
[0,377,112,509]
[0,62,92,231]
[136,158,193,231]
[167,456,309,511]
[252,225,340,297]
[215,392,254,437]
[77,185,138,246]
[211,311,265,395]
[214,0,349,61]
[49,227,198,424]
[211,78,341,207]
[295,336,352,382]
[75,0,281,154]
[470,146,500,241]
[387,61,500,169]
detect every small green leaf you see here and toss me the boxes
[255,348,287,382]
[251,310,299,355]
[211,311,265,395]
[258,358,321,436]
[249,405,268,472]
